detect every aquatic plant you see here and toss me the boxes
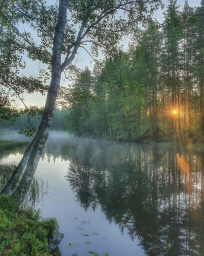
[89,252,109,256]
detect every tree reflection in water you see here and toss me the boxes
[2,134,204,255]
[47,137,203,256]
[0,143,50,207]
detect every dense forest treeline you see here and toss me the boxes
[2,1,204,143]
[0,108,67,132]
[64,1,204,142]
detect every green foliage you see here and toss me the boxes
[64,2,204,143]
[18,126,37,137]
[0,107,67,136]
[65,242,79,250]
[0,0,165,122]
[0,0,52,122]
[64,67,95,137]
[0,194,58,256]
[0,140,28,150]
[89,252,109,256]
[50,108,67,131]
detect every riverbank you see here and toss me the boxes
[70,133,204,153]
[0,194,62,256]
[0,160,64,256]
[0,140,29,151]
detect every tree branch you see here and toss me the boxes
[61,0,160,71]
[81,40,113,55]
[60,24,85,71]
[0,11,33,46]
[80,0,151,40]
[6,0,36,23]
[79,45,96,61]
[0,75,28,110]
[0,75,35,128]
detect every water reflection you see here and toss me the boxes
[22,177,50,208]
[45,137,204,256]
[0,142,27,160]
[0,162,50,208]
[1,133,204,255]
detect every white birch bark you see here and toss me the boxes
[2,0,68,196]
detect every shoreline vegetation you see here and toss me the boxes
[0,194,60,256]
[0,140,28,148]
[0,147,63,256]
[67,133,204,153]
[2,131,204,152]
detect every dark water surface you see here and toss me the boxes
[0,132,204,256]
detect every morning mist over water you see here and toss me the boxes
[0,132,203,256]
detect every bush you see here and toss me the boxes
[0,194,58,256]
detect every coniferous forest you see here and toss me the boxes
[65,1,204,142]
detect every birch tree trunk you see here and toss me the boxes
[1,0,162,198]
[2,0,68,196]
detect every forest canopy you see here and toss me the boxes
[0,0,163,136]
[64,1,204,142]
[1,0,203,143]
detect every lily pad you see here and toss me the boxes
[92,233,99,235]
[85,241,90,245]
[65,242,79,250]
[73,217,78,220]
[72,242,79,248]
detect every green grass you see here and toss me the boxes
[0,140,29,156]
[89,252,109,256]
[0,140,28,147]
[0,131,15,135]
[0,194,58,256]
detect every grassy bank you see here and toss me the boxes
[0,194,58,256]
[0,140,28,151]
[0,140,28,146]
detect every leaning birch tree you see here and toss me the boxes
[2,0,162,197]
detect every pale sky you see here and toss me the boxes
[13,0,201,108]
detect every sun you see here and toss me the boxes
[173,110,177,114]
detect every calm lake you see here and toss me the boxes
[0,132,204,256]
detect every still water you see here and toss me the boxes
[0,132,204,256]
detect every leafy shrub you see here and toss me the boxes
[0,194,57,256]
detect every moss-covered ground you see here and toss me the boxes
[0,194,58,256]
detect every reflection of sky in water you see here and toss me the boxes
[1,153,23,164]
[36,157,145,256]
[2,132,204,256]
[1,141,144,256]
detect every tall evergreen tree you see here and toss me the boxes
[194,0,204,134]
[160,0,182,138]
